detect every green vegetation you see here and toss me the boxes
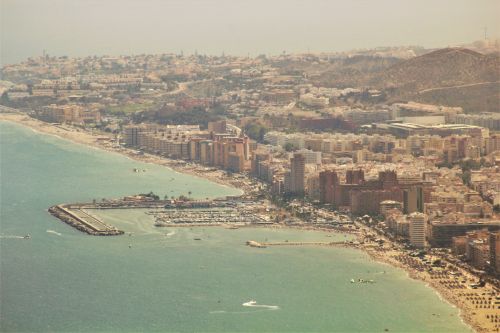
[458,159,490,185]
[139,191,160,201]
[177,194,191,201]
[244,123,269,142]
[137,106,223,128]
[1,95,56,110]
[461,171,471,186]
[160,74,190,82]
[284,142,298,152]
[0,92,9,105]
[105,102,154,115]
[439,158,491,186]
[494,204,500,213]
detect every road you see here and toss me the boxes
[418,81,499,94]
[0,105,23,114]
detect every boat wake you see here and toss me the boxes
[242,300,280,310]
[0,234,30,239]
[46,230,62,236]
[209,310,259,315]
[209,300,280,315]
[210,309,275,315]
[165,231,176,237]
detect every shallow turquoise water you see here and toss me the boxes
[0,121,472,332]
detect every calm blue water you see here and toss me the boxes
[0,121,471,332]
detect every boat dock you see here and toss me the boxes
[48,205,124,236]
[151,208,266,226]
[155,222,223,227]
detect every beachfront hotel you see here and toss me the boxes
[409,212,426,248]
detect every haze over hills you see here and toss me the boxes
[1,40,498,113]
[383,48,499,113]
[375,48,497,89]
[314,46,499,113]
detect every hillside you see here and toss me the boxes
[381,48,499,112]
[312,48,500,113]
[310,56,402,88]
[375,48,497,87]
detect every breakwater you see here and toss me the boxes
[48,205,124,236]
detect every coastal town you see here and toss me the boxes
[1,45,500,333]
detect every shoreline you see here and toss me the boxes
[360,239,495,333]
[1,113,496,333]
[0,114,246,196]
[240,215,494,332]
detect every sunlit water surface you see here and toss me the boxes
[0,121,471,332]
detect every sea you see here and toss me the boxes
[0,121,472,332]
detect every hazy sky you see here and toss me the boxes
[1,0,499,65]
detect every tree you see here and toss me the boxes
[177,195,190,201]
[0,92,10,105]
[459,159,480,172]
[494,204,500,213]
[212,105,227,116]
[140,191,159,201]
[461,171,471,186]
[244,123,269,142]
[284,142,297,152]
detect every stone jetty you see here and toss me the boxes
[48,205,124,236]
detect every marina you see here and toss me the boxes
[151,208,269,226]
[48,197,272,234]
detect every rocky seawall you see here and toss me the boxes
[48,205,124,236]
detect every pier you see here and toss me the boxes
[48,205,124,236]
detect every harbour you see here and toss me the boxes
[47,196,273,235]
[0,119,474,333]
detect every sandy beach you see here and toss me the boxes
[0,113,249,196]
[357,227,499,333]
[1,112,498,333]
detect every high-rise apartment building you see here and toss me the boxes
[490,232,500,277]
[289,153,305,195]
[409,212,426,248]
[403,186,424,214]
